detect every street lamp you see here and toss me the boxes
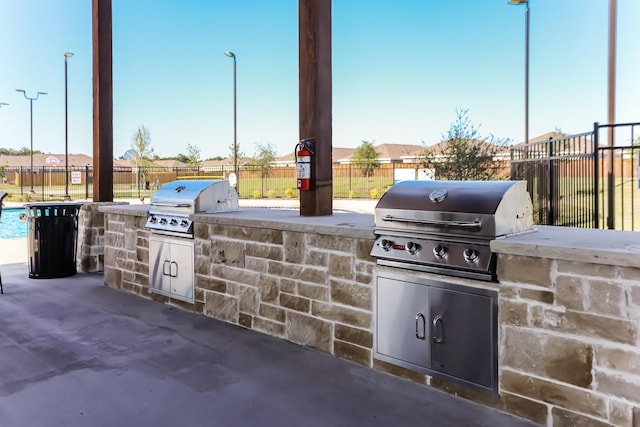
[64,52,74,200]
[16,89,47,193]
[509,0,530,146]
[224,51,238,182]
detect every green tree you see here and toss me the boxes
[351,140,380,177]
[183,144,201,166]
[253,142,277,177]
[418,108,508,180]
[130,125,155,186]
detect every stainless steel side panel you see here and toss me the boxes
[149,234,195,304]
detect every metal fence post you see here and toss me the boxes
[593,122,600,228]
[548,137,555,225]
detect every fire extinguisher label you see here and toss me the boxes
[297,156,311,179]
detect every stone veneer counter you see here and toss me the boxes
[97,204,640,426]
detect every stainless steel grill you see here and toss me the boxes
[145,180,238,304]
[370,180,534,281]
[146,180,239,238]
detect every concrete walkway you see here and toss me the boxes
[0,263,538,427]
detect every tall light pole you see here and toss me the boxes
[224,51,238,182]
[509,0,529,146]
[16,89,47,193]
[64,52,74,200]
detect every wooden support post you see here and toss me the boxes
[92,0,114,202]
[299,0,332,216]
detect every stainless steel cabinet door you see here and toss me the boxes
[149,235,172,297]
[170,239,195,302]
[429,287,495,389]
[376,276,430,369]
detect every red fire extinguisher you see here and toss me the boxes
[295,139,314,191]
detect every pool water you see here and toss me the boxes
[0,208,29,239]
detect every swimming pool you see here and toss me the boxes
[0,208,29,239]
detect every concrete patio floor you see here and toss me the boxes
[0,260,540,427]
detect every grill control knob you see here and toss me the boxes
[159,218,168,225]
[169,218,178,226]
[463,248,479,262]
[180,220,189,228]
[405,241,420,255]
[149,216,158,224]
[380,239,393,251]
[433,245,447,258]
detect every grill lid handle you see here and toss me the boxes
[150,202,192,208]
[381,215,481,230]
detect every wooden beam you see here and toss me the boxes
[299,0,332,216]
[92,0,113,202]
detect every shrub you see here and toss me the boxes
[349,190,355,199]
[267,189,276,198]
[284,188,294,198]
[370,188,380,199]
[252,190,261,199]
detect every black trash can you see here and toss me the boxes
[25,203,83,279]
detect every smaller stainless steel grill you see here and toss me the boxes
[370,180,533,281]
[145,180,239,237]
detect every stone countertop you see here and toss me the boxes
[98,204,375,240]
[193,208,375,240]
[491,225,640,268]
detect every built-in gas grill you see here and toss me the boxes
[370,180,534,394]
[370,180,534,281]
[146,180,238,303]
[146,180,239,238]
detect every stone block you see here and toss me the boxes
[135,246,149,264]
[519,288,554,304]
[501,392,550,426]
[497,254,552,287]
[590,279,625,317]
[334,340,371,366]
[193,222,209,239]
[499,298,528,327]
[195,275,226,293]
[210,239,245,268]
[280,278,296,293]
[330,280,372,310]
[556,259,617,278]
[245,257,267,273]
[239,313,252,328]
[621,267,640,281]
[239,285,258,315]
[258,303,285,323]
[306,249,328,267]
[608,399,633,427]
[556,276,589,310]
[194,255,211,276]
[308,234,353,253]
[298,283,329,302]
[501,369,606,417]
[253,317,285,337]
[311,301,372,329]
[258,275,279,303]
[355,239,375,262]
[561,310,637,345]
[211,265,260,287]
[124,229,137,250]
[104,231,124,248]
[328,253,354,280]
[283,231,304,264]
[226,226,283,245]
[280,293,310,313]
[551,407,610,427]
[596,370,640,404]
[334,324,372,348]
[204,292,238,323]
[631,286,640,307]
[502,327,593,387]
[245,242,283,261]
[285,311,331,352]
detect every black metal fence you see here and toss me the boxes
[511,122,640,231]
[0,163,424,202]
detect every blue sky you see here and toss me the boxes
[0,0,639,161]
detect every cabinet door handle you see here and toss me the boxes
[432,315,443,344]
[162,260,171,276]
[170,261,178,278]
[415,313,426,340]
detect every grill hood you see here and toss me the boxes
[374,180,533,240]
[149,180,239,215]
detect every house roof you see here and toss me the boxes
[0,154,93,168]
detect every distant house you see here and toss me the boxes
[271,143,424,166]
[423,139,511,162]
[0,153,93,168]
